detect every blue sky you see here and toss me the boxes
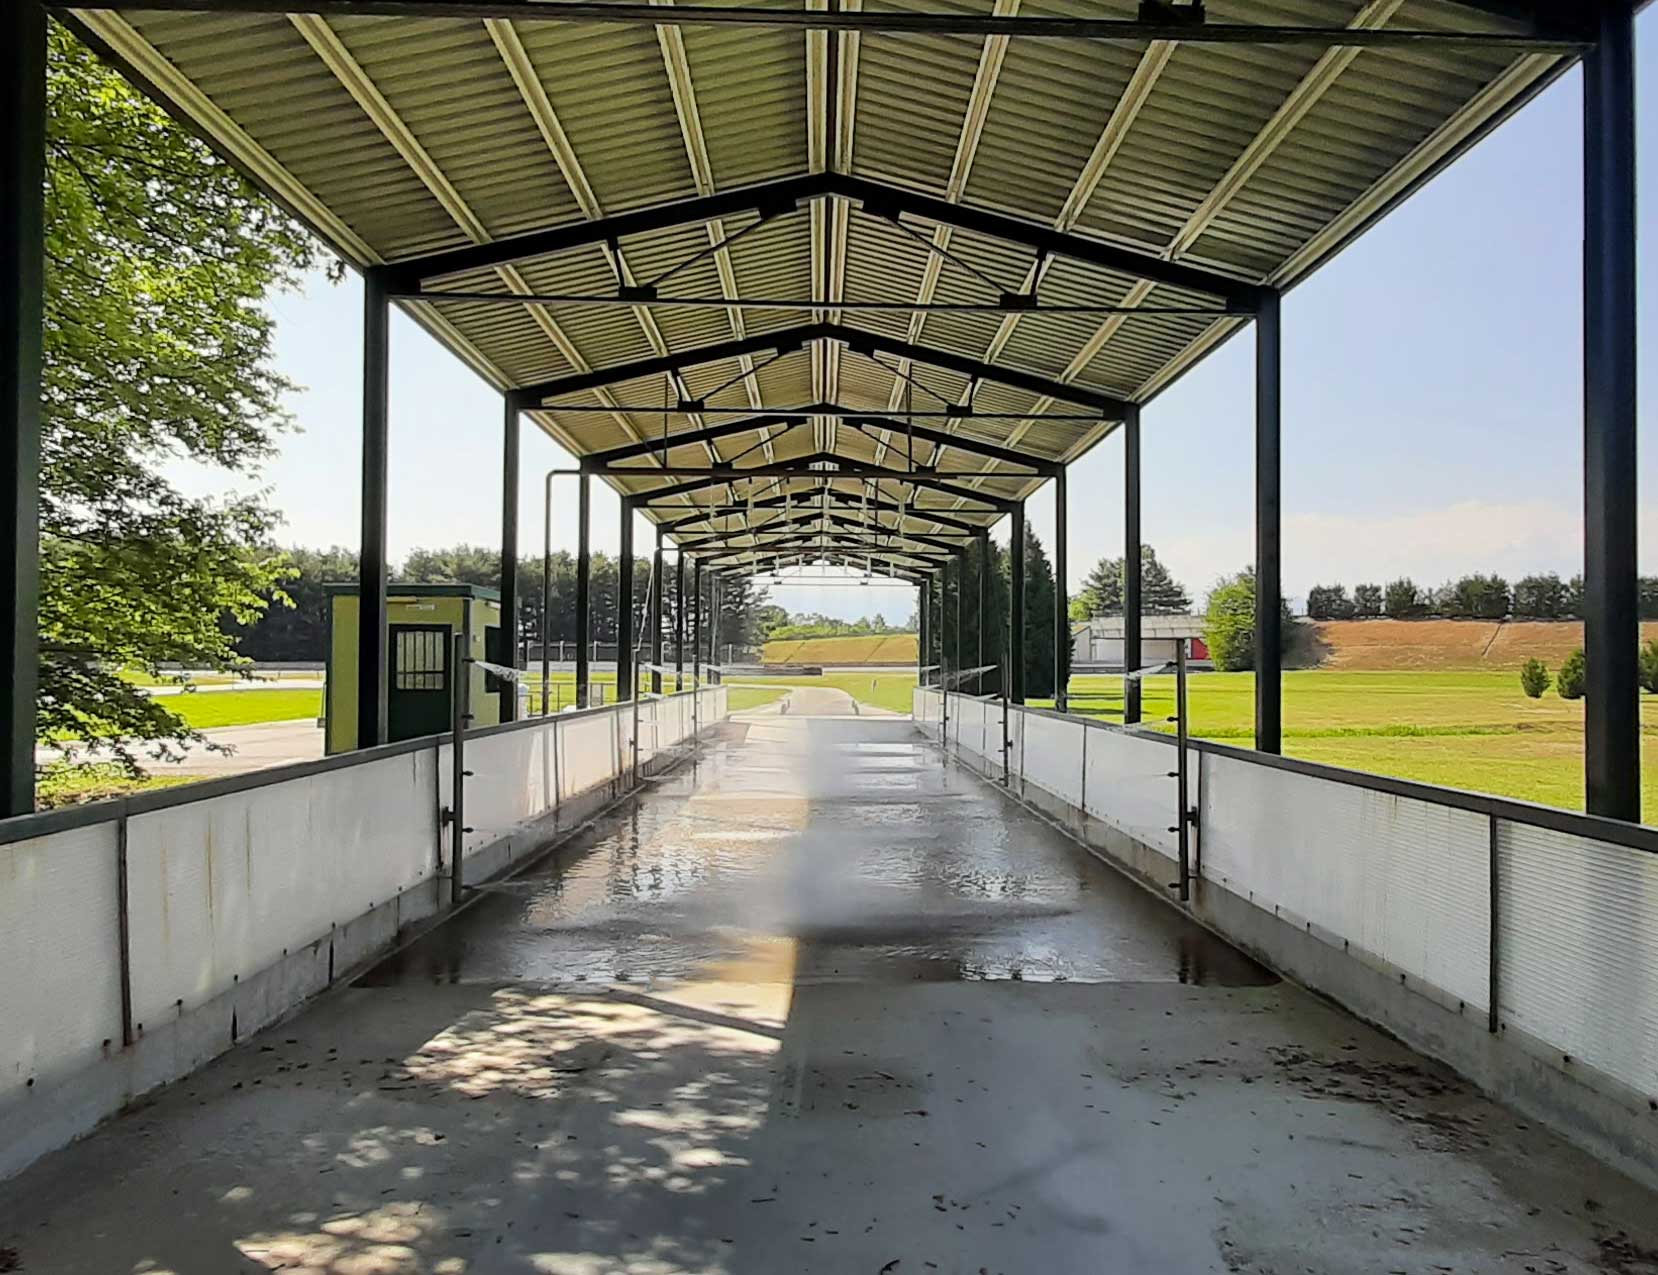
[168,23,1655,622]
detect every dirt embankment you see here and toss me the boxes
[1310,619,1658,671]
[762,634,919,665]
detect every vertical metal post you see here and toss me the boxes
[1010,502,1027,704]
[1488,813,1501,1033]
[1124,403,1143,726]
[674,545,686,692]
[1583,0,1640,821]
[919,577,931,685]
[449,631,470,906]
[575,473,591,708]
[499,398,519,722]
[1175,640,1191,903]
[0,0,44,815]
[693,559,704,686]
[617,501,634,701]
[541,470,553,717]
[1255,289,1282,754]
[1054,468,1068,712]
[710,573,722,682]
[650,527,665,695]
[976,529,988,695]
[359,268,391,749]
[116,816,134,1046]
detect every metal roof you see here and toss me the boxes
[59,1,1579,576]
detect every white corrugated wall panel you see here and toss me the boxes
[0,824,123,1100]
[462,724,554,856]
[1202,755,1490,1011]
[127,750,436,1024]
[1083,728,1183,861]
[1020,712,1087,808]
[1498,822,1658,1099]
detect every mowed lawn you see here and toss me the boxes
[1053,670,1658,819]
[148,688,322,730]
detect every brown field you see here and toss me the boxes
[1312,619,1658,672]
[762,633,919,665]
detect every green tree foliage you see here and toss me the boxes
[1519,658,1550,699]
[1306,584,1355,620]
[1202,568,1293,673]
[1557,648,1586,700]
[229,546,357,662]
[1513,573,1569,619]
[1384,578,1424,618]
[1352,583,1383,618]
[1077,545,1191,617]
[41,27,320,766]
[1639,639,1658,695]
[1446,574,1511,619]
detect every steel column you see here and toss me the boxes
[710,573,722,671]
[650,528,665,694]
[617,503,634,701]
[0,0,45,815]
[919,577,930,685]
[575,473,591,707]
[499,399,519,721]
[968,527,981,689]
[359,267,391,748]
[1583,0,1640,821]
[1255,290,1282,754]
[674,545,686,690]
[1010,503,1026,704]
[1124,403,1143,725]
[693,559,704,685]
[1054,469,1068,711]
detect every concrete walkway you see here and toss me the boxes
[38,719,324,778]
[3,713,1657,1273]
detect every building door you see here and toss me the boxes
[388,624,451,742]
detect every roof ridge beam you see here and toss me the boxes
[517,323,1125,413]
[382,173,1260,307]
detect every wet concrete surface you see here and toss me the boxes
[4,710,1658,1273]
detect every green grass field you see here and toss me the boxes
[1044,669,1658,819]
[160,688,323,729]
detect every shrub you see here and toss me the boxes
[1519,658,1550,699]
[1353,583,1383,618]
[1557,648,1586,700]
[1203,567,1293,672]
[1639,638,1658,694]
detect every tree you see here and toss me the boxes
[1077,545,1191,617]
[1384,578,1423,619]
[1306,584,1355,620]
[1352,583,1383,618]
[231,546,357,662]
[1640,639,1658,695]
[1557,648,1586,700]
[1447,574,1511,619]
[1519,658,1550,699]
[1202,567,1293,673]
[40,26,321,769]
[1513,573,1569,619]
[1012,529,1060,699]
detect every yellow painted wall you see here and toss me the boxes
[327,593,503,753]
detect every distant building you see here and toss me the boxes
[1071,615,1211,672]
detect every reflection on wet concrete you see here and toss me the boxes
[361,712,1272,989]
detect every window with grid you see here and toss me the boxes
[394,629,446,692]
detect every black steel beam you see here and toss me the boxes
[919,578,931,682]
[605,462,1031,480]
[499,398,520,721]
[1123,403,1142,726]
[1255,290,1282,755]
[692,558,703,685]
[359,267,391,749]
[64,3,1589,52]
[845,412,1065,474]
[516,322,1126,414]
[575,473,591,708]
[582,412,801,467]
[825,514,966,555]
[822,173,1263,308]
[1582,0,1640,821]
[626,464,1020,513]
[674,547,686,690]
[976,529,990,695]
[1,0,44,816]
[657,488,994,535]
[1054,468,1068,711]
[1010,503,1026,704]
